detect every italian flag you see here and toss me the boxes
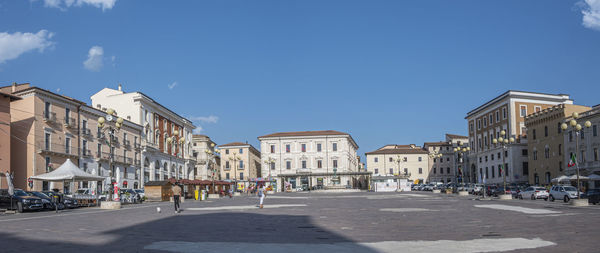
[567,153,577,167]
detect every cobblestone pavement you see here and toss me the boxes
[1,192,599,252]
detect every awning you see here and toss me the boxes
[30,159,105,182]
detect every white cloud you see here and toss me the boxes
[42,0,116,11]
[192,126,203,134]
[581,0,600,30]
[168,82,177,90]
[83,46,104,71]
[189,115,219,124]
[0,30,54,64]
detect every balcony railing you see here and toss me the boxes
[37,142,78,158]
[82,128,92,137]
[81,149,92,158]
[43,112,57,123]
[124,140,131,149]
[63,117,76,129]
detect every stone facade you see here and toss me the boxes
[366,144,429,183]
[525,104,590,186]
[258,130,364,192]
[218,142,261,189]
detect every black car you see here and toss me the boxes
[586,189,600,205]
[27,191,62,210]
[0,189,43,213]
[43,191,78,209]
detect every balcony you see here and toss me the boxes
[134,143,141,150]
[124,140,131,149]
[224,167,231,171]
[95,151,110,162]
[81,149,92,158]
[37,142,78,159]
[81,128,92,138]
[63,117,77,129]
[43,112,57,123]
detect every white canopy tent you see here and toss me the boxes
[30,159,105,193]
[587,174,600,180]
[552,174,590,183]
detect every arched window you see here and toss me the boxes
[544,146,550,159]
[155,130,160,145]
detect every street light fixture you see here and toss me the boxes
[453,146,470,186]
[204,143,219,192]
[98,109,124,202]
[561,112,591,200]
[228,152,241,193]
[428,152,443,183]
[492,130,515,197]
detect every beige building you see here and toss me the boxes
[525,104,591,186]
[191,134,218,180]
[466,90,574,184]
[217,142,261,189]
[365,144,429,183]
[0,91,21,189]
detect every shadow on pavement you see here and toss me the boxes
[0,213,377,252]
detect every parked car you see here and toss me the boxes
[504,186,520,197]
[43,191,78,208]
[472,184,484,195]
[0,189,43,213]
[463,183,475,193]
[485,185,498,196]
[424,184,434,191]
[27,191,59,210]
[518,186,549,200]
[119,189,141,203]
[134,189,145,199]
[585,189,600,205]
[549,185,583,202]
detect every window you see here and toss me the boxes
[301,160,307,168]
[317,143,322,152]
[497,152,501,160]
[286,161,291,170]
[502,107,507,119]
[332,143,337,151]
[559,161,563,171]
[535,106,541,112]
[446,167,450,174]
[418,168,422,174]
[65,137,71,154]
[286,144,290,153]
[470,122,474,132]
[581,150,586,163]
[594,148,598,161]
[404,168,408,174]
[545,147,550,159]
[98,143,102,155]
[520,105,527,117]
[491,154,494,161]
[440,167,444,174]
[569,131,573,142]
[65,108,70,122]
[239,173,244,180]
[317,160,322,168]
[45,157,51,172]
[485,167,489,179]
[477,119,481,130]
[225,161,230,169]
[82,140,88,155]
[374,169,379,174]
[270,162,275,170]
[495,111,499,122]
[433,158,436,163]
[239,148,243,154]
[489,114,493,125]
[479,157,482,163]
[544,126,548,137]
[491,166,495,178]
[522,149,528,156]
[389,157,393,162]
[533,150,538,160]
[559,144,562,155]
[594,125,597,137]
[522,162,529,175]
[225,149,229,155]
[418,157,422,162]
[532,129,536,140]
[484,118,487,128]
[433,168,437,174]
[374,157,378,163]
[333,160,338,168]
[301,144,306,152]
[389,168,393,174]
[558,122,562,134]
[581,130,585,139]
[44,102,51,118]
[270,145,275,153]
[485,156,488,162]
[239,160,244,169]
[446,157,450,162]
[45,133,51,150]
[226,173,230,179]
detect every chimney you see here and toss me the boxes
[118,83,122,91]
[12,82,17,92]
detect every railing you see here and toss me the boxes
[81,149,92,157]
[82,128,92,137]
[43,112,57,123]
[37,142,78,157]
[64,117,77,128]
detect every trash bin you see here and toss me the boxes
[194,190,199,200]
[201,190,207,201]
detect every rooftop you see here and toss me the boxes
[258,130,349,138]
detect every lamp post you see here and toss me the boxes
[453,146,470,186]
[263,157,275,188]
[204,143,219,192]
[428,152,443,183]
[97,108,124,202]
[228,152,241,193]
[561,112,591,200]
[492,130,514,197]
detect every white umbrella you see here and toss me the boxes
[587,174,600,180]
[568,174,589,180]
[551,175,570,183]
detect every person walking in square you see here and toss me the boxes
[172,182,182,213]
[257,185,266,209]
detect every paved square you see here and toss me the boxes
[1,192,599,252]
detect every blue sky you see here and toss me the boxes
[1,0,600,159]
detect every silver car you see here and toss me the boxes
[549,185,583,202]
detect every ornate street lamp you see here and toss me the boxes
[204,143,220,192]
[263,157,276,188]
[561,112,591,200]
[98,108,124,202]
[492,130,515,197]
[453,146,470,187]
[428,152,443,183]
[228,152,241,192]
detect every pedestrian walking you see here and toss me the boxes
[172,182,182,213]
[257,185,266,209]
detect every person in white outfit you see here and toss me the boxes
[257,185,266,209]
